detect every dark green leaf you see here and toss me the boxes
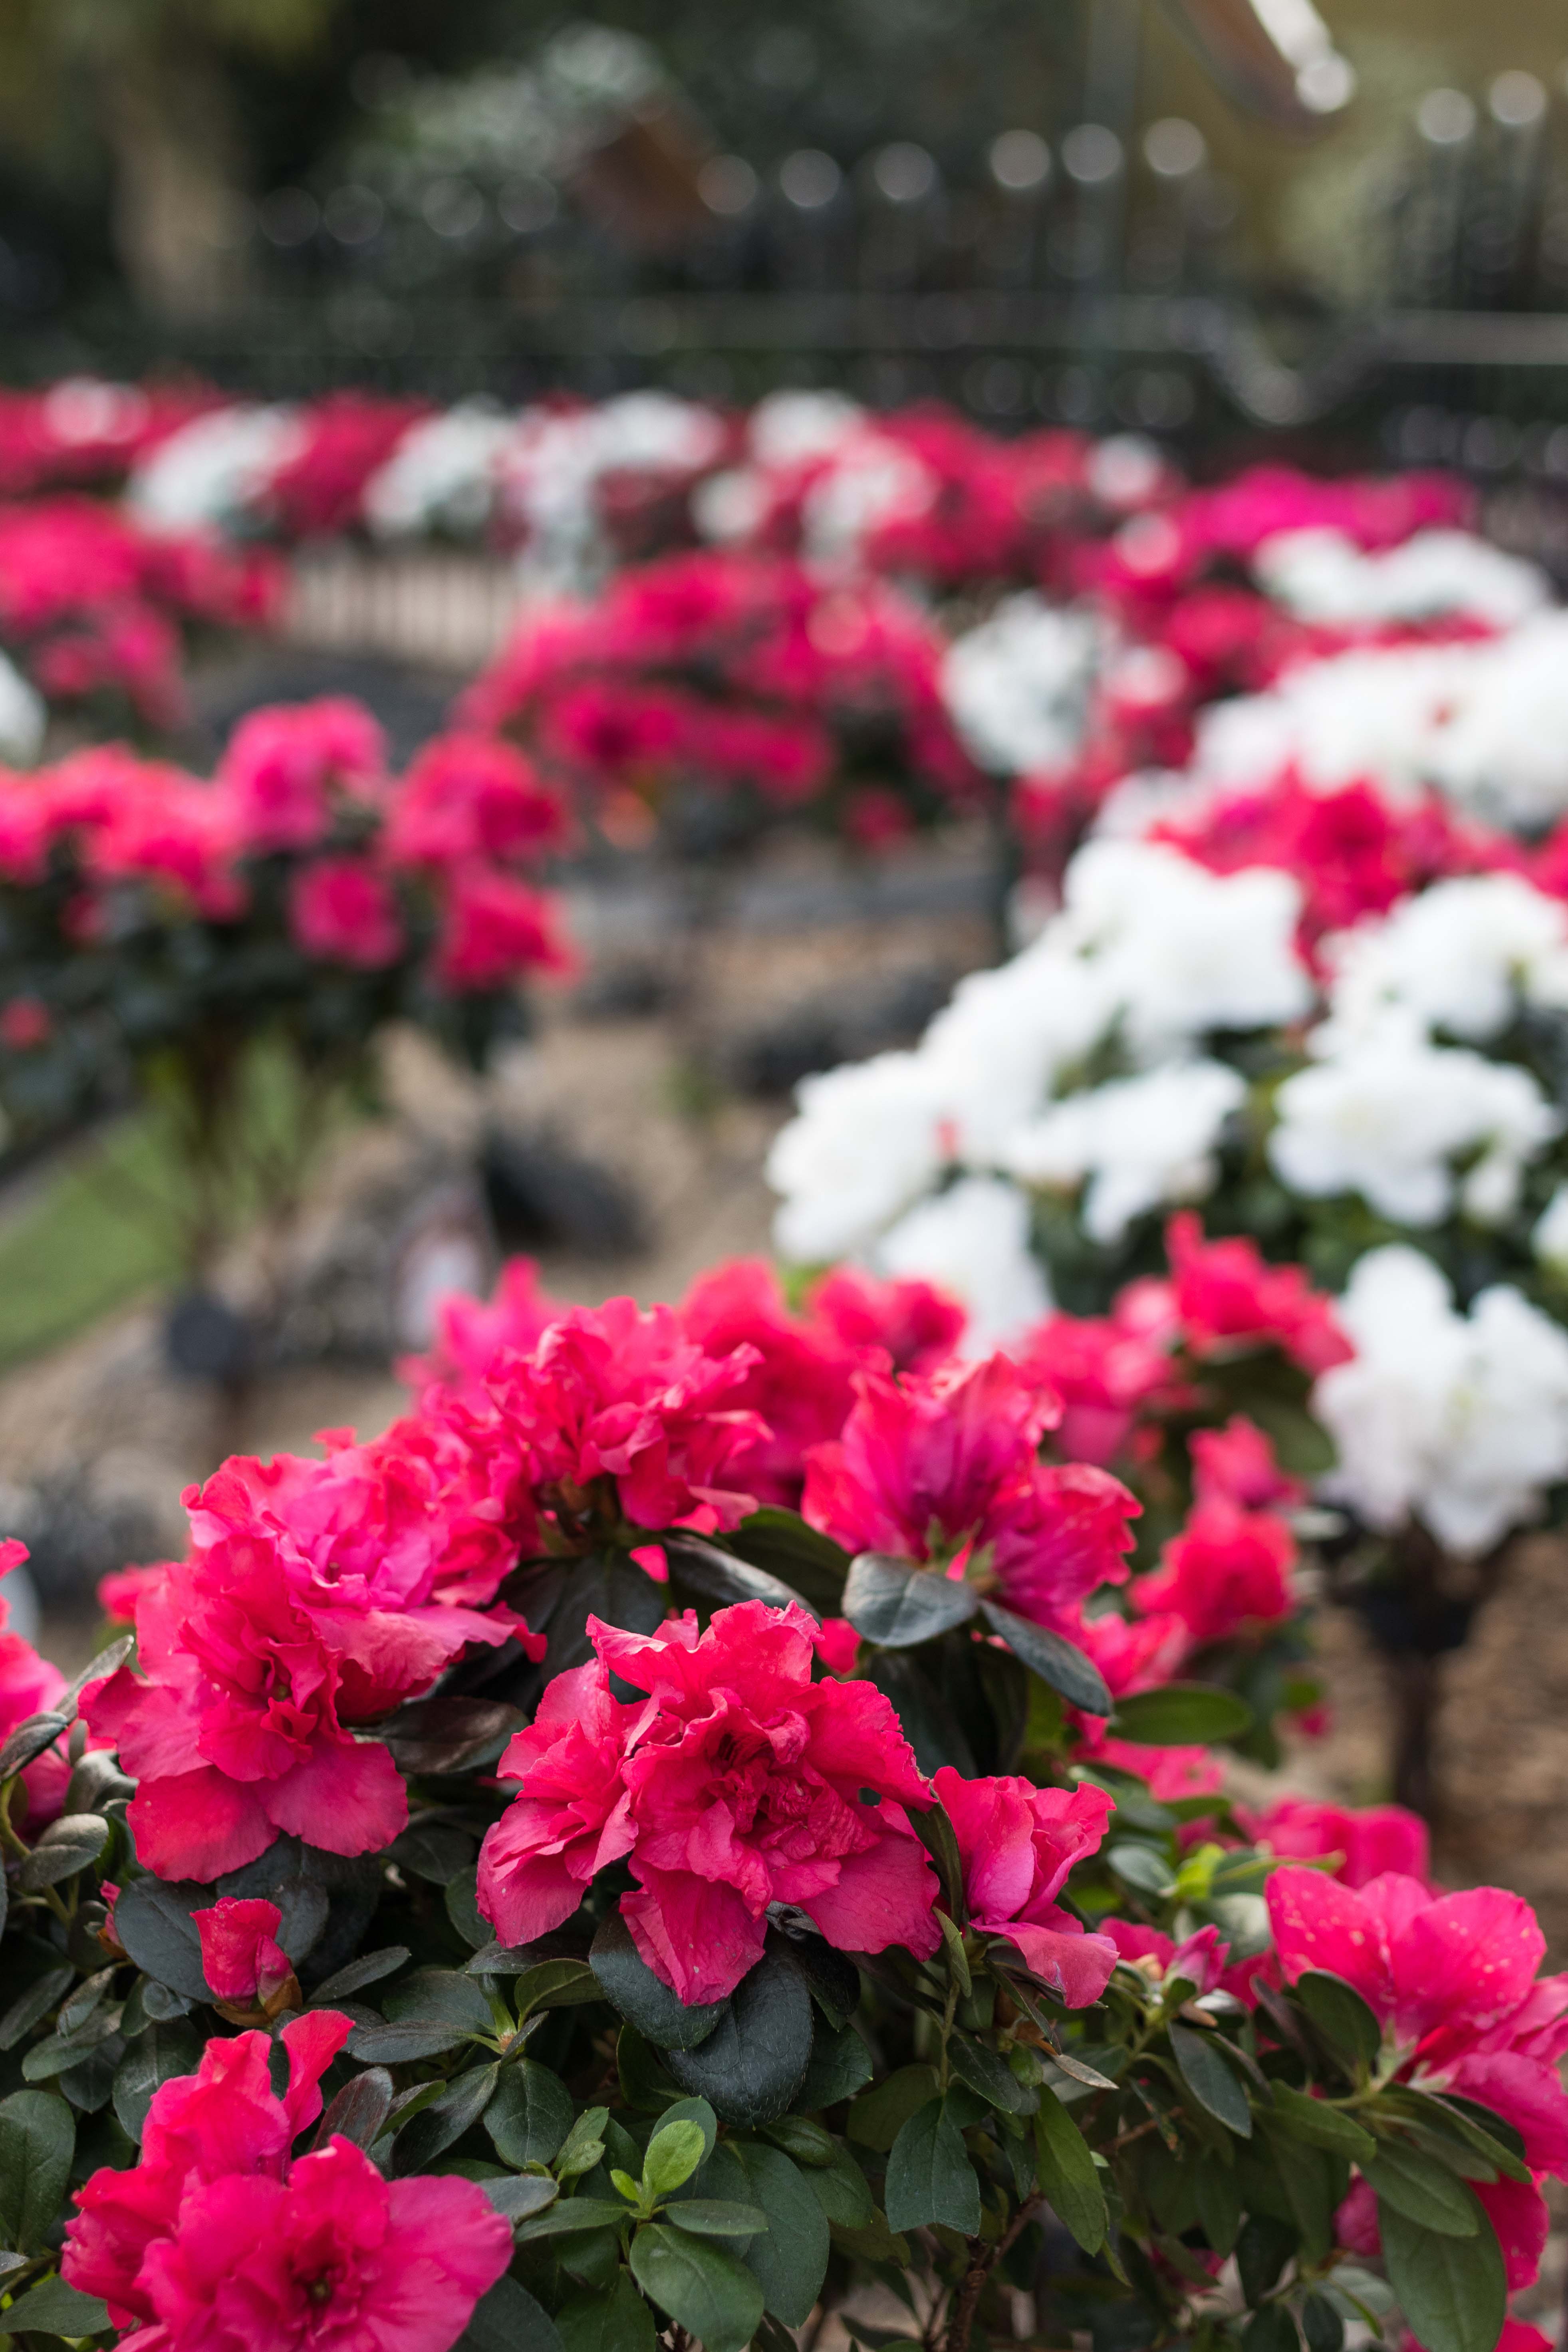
[0,1968,71,2053]
[393,2064,499,2174]
[885,2097,981,2235]
[387,1820,474,1887]
[349,2019,472,2064]
[1304,2291,1346,2352]
[113,1881,210,2000]
[664,1949,813,2126]
[848,2064,940,2152]
[663,1534,814,1617]
[805,2141,875,2230]
[312,2068,393,2154]
[557,2271,658,2352]
[1112,1685,1254,1746]
[1,2273,110,2334]
[629,2219,765,2352]
[666,2198,768,2236]
[978,1599,1111,1714]
[486,2061,574,2168]
[1366,2144,1480,2236]
[1108,1842,1178,1899]
[1268,2082,1374,2161]
[1243,2305,1300,2352]
[385,1965,493,2032]
[1381,2195,1505,2352]
[590,1911,728,2051]
[1033,2084,1106,2253]
[863,1652,977,1777]
[785,1936,861,2030]
[458,2272,565,2352]
[799,2019,874,2110]
[380,1697,523,1776]
[842,1554,978,1646]
[1295,1972,1381,2074]
[0,2090,74,2252]
[1264,2126,1340,2264]
[0,1714,67,1781]
[1169,2023,1251,2138]
[514,2197,631,2241]
[1439,2096,1528,2169]
[310,1947,410,2006]
[542,1558,667,1681]
[1193,2157,1242,2256]
[946,2034,1038,2116]
[484,2173,560,2221]
[512,1958,599,2016]
[1237,2214,1297,2306]
[732,2138,831,2326]
[111,2020,201,2144]
[723,1509,851,1614]
[908,1801,966,1922]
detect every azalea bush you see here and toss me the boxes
[460,549,986,855]
[767,830,1568,1808]
[0,698,573,1283]
[0,1267,1554,2350]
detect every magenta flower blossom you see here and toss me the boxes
[802,1356,1139,1633]
[479,1600,940,2005]
[194,1897,296,2015]
[64,2016,511,2351]
[933,1766,1117,2006]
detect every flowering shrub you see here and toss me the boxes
[0,699,573,1259]
[0,498,279,746]
[0,1259,1548,2351]
[460,548,984,851]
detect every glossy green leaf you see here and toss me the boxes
[946,2034,1038,2116]
[485,2061,574,2168]
[1268,2082,1374,2161]
[664,1948,812,2126]
[884,2096,981,2235]
[111,2020,201,2145]
[589,1911,728,2051]
[1295,1971,1382,2074]
[1033,2083,1106,2253]
[1169,2023,1251,2138]
[732,2138,831,2326]
[629,2219,765,2352]
[978,1598,1112,1714]
[1380,2194,1505,2352]
[842,1553,979,1645]
[0,2089,73,2253]
[458,2272,565,2352]
[666,2198,768,2237]
[1111,1684,1254,1747]
[1365,2144,1480,2237]
[643,2118,707,2198]
[393,2064,498,2175]
[557,2271,657,2352]
[799,2019,874,2110]
[2,2273,111,2335]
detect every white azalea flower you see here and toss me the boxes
[1268,1015,1560,1226]
[940,594,1103,776]
[767,1051,954,1264]
[1316,1246,1568,1553]
[127,405,304,532]
[1255,527,1548,628]
[0,651,45,764]
[363,404,515,538]
[1003,1060,1245,1244]
[1317,875,1568,1047]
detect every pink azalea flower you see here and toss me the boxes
[288,857,404,969]
[386,732,570,871]
[1134,1496,1296,1648]
[1189,1417,1303,1510]
[934,1766,1117,2005]
[1164,1213,1352,1377]
[804,1264,964,1375]
[0,1538,68,1830]
[1234,1794,1430,1890]
[218,696,386,853]
[433,863,576,990]
[1100,1917,1255,2005]
[194,1898,296,2012]
[480,1294,770,1539]
[801,1356,1139,1635]
[480,1601,940,2004]
[64,2017,511,2351]
[679,1257,859,1508]
[397,1256,561,1395]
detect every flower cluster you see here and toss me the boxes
[459,547,983,849]
[0,496,279,745]
[0,699,573,1164]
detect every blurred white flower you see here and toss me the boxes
[1268,1014,1560,1226]
[1058,841,1312,1054]
[1255,527,1548,629]
[1535,1185,1568,1272]
[940,594,1103,775]
[363,403,515,538]
[1317,874,1568,1047]
[767,1050,953,1264]
[127,405,304,531]
[875,1175,1050,1353]
[1004,1060,1245,1243]
[799,435,935,568]
[1316,1245,1568,1553]
[746,389,866,470]
[0,651,46,765]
